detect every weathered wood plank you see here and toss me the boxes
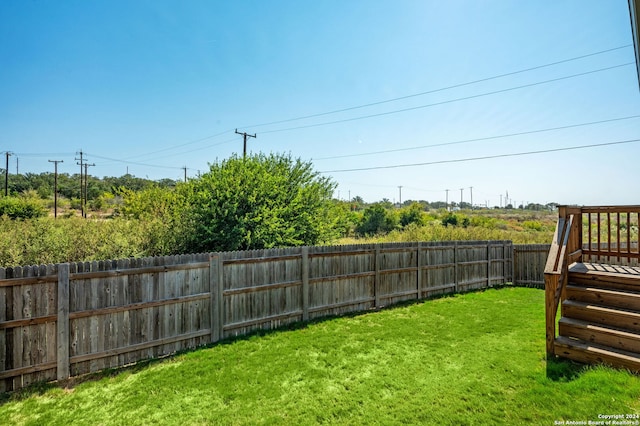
[70,329,211,364]
[57,264,70,381]
[302,247,309,321]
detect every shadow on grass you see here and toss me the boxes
[546,357,587,381]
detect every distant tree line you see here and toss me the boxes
[1,170,177,200]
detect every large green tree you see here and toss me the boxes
[182,153,338,252]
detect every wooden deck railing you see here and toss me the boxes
[581,206,640,264]
[544,205,640,356]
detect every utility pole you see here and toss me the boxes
[445,189,450,211]
[84,163,95,218]
[459,188,464,209]
[469,186,473,210]
[398,186,403,207]
[500,194,503,208]
[16,157,18,175]
[75,150,85,217]
[235,129,257,158]
[4,151,11,196]
[182,166,188,182]
[48,160,63,218]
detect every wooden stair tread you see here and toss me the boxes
[559,317,640,339]
[568,263,640,291]
[559,317,640,353]
[569,262,640,277]
[565,284,640,311]
[562,299,640,316]
[566,284,640,297]
[561,300,640,333]
[554,336,640,371]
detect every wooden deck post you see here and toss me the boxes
[545,273,558,357]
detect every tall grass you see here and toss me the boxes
[340,222,553,245]
[0,209,556,267]
[0,217,156,266]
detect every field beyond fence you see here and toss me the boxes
[0,241,550,392]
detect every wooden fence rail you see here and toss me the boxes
[0,240,546,393]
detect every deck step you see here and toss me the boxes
[565,284,640,311]
[568,268,640,293]
[558,317,640,353]
[554,336,640,372]
[561,300,640,333]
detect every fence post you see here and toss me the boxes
[487,243,492,288]
[513,245,518,286]
[374,246,380,308]
[210,254,224,343]
[56,263,70,381]
[301,247,309,321]
[506,242,512,284]
[209,254,217,343]
[453,242,458,293]
[416,242,422,300]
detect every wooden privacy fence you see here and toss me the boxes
[0,240,542,392]
[513,244,551,288]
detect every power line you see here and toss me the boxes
[14,152,74,157]
[240,45,632,130]
[86,153,184,170]
[320,138,640,173]
[89,137,238,167]
[312,114,640,161]
[260,62,634,135]
[90,45,633,164]
[126,137,238,163]
[124,130,234,161]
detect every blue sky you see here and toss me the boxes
[1,0,639,206]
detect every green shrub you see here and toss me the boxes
[356,204,399,236]
[183,153,338,251]
[442,213,458,227]
[399,202,425,227]
[0,196,46,219]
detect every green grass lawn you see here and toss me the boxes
[1,287,639,425]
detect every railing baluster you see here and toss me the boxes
[617,212,621,263]
[628,212,631,263]
[597,212,601,263]
[588,213,592,263]
[636,212,639,265]
[607,212,611,263]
